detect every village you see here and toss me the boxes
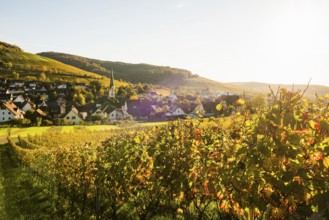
[0,73,245,126]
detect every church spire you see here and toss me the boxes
[108,69,115,98]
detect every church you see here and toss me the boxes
[108,69,115,99]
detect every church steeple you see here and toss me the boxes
[108,69,115,98]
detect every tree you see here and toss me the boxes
[12,71,19,79]
[250,94,266,110]
[99,88,105,96]
[24,109,39,125]
[90,81,102,94]
[41,65,48,72]
[6,62,13,68]
[39,72,47,82]
[91,115,104,122]
[74,93,86,105]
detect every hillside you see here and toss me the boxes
[38,52,193,84]
[38,51,247,93]
[180,77,248,93]
[229,82,329,99]
[0,41,110,86]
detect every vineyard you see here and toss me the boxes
[6,89,329,219]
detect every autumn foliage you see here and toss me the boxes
[8,89,329,219]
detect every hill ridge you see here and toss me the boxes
[38,51,247,93]
[0,41,111,86]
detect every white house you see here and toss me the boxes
[107,109,117,120]
[63,107,83,125]
[57,83,67,89]
[0,102,24,122]
[165,105,186,117]
[91,105,108,118]
[115,109,126,120]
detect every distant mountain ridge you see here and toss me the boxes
[230,82,329,98]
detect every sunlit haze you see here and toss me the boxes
[1,0,329,86]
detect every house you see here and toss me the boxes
[14,100,34,112]
[103,105,118,121]
[107,109,117,120]
[13,95,25,103]
[27,82,37,88]
[63,106,83,125]
[148,91,158,100]
[9,80,25,87]
[56,83,67,89]
[165,104,186,117]
[90,104,109,119]
[0,102,24,122]
[46,102,66,117]
[89,102,128,121]
[189,103,205,117]
[28,85,49,99]
[76,101,110,121]
[9,87,25,95]
[168,93,178,102]
[202,101,217,117]
[127,100,153,121]
[56,96,67,106]
[37,100,48,108]
[74,83,87,89]
[115,108,129,120]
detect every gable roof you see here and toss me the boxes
[14,100,33,109]
[63,105,81,119]
[2,102,23,117]
[13,95,25,103]
[166,104,186,115]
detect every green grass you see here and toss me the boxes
[0,122,168,144]
[0,144,59,219]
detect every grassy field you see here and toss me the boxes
[0,125,114,144]
[0,122,167,144]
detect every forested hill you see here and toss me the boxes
[38,52,248,93]
[0,41,108,85]
[38,52,194,85]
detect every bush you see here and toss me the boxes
[42,119,53,126]
[10,118,31,127]
[91,115,104,122]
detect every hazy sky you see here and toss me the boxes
[1,0,329,86]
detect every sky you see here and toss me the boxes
[1,0,329,86]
